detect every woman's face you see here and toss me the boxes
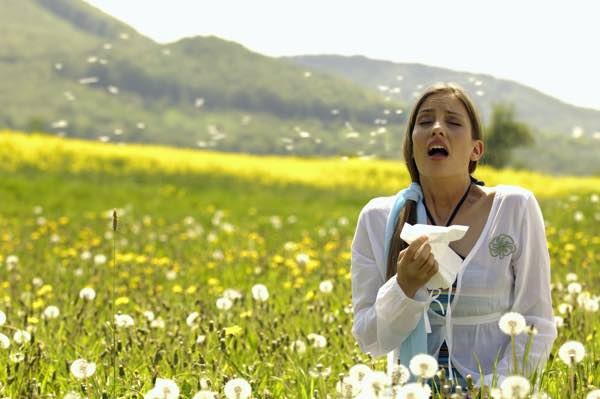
[411,93,483,179]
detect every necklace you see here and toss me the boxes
[424,182,472,227]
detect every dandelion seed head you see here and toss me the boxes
[0,333,10,349]
[319,280,333,294]
[567,282,582,294]
[13,330,31,345]
[389,363,410,385]
[223,288,243,301]
[397,382,428,399]
[558,303,573,314]
[43,305,60,319]
[223,378,252,399]
[558,340,586,365]
[216,297,233,311]
[192,391,218,399]
[499,312,527,335]
[79,287,96,301]
[186,312,200,326]
[290,339,306,354]
[349,363,372,382]
[251,283,269,302]
[307,333,327,348]
[70,359,96,380]
[409,353,438,379]
[586,389,600,399]
[114,314,135,328]
[500,375,530,398]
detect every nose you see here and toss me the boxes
[431,120,445,136]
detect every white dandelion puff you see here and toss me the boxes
[349,363,372,383]
[295,253,310,266]
[251,284,269,302]
[500,375,530,399]
[94,254,107,265]
[13,330,31,345]
[192,391,218,399]
[0,333,10,349]
[558,340,586,365]
[584,298,599,312]
[0,310,5,326]
[6,255,18,268]
[150,318,165,329]
[43,305,60,319]
[397,382,428,399]
[222,288,243,301]
[319,280,333,294]
[290,339,306,354]
[565,273,578,282]
[307,333,327,348]
[143,310,155,321]
[145,378,179,399]
[567,282,582,294]
[586,389,600,399]
[409,353,438,379]
[389,363,410,385]
[186,312,200,326]
[79,287,96,301]
[70,359,96,380]
[335,376,361,397]
[554,315,564,328]
[362,370,391,396]
[224,378,252,399]
[499,312,527,335]
[558,303,573,314]
[216,297,233,311]
[114,314,135,328]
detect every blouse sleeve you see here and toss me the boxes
[350,202,430,358]
[478,192,558,387]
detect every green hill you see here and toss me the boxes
[0,0,404,156]
[285,55,600,175]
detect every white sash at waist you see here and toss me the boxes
[428,310,504,326]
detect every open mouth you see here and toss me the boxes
[427,145,449,157]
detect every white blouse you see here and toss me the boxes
[350,184,557,386]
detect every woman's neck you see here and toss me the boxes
[420,175,472,224]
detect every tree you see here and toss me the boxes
[484,103,534,168]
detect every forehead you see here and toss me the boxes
[418,94,468,116]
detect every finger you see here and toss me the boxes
[413,241,432,262]
[418,253,436,272]
[407,235,429,260]
[428,260,439,277]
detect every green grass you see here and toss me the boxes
[0,163,598,397]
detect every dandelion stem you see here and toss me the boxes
[511,334,518,375]
[112,209,117,398]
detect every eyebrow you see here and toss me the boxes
[417,108,464,118]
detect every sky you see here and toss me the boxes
[84,0,600,111]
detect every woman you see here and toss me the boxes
[350,83,557,392]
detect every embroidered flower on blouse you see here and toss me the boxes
[489,234,517,259]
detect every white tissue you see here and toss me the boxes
[399,223,469,290]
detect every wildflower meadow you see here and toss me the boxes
[0,131,599,398]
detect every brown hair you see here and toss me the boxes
[385,82,484,280]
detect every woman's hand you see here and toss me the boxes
[395,235,439,298]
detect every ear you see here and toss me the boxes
[470,139,484,161]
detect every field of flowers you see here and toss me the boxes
[0,131,598,398]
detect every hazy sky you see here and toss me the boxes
[84,0,600,111]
